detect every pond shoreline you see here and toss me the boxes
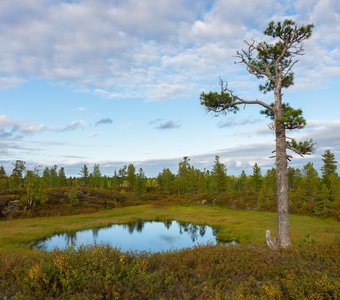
[32,220,237,252]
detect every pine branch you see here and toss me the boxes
[286,139,316,156]
[200,79,274,114]
[222,82,274,111]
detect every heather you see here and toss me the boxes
[1,244,339,299]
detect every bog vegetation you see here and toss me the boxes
[0,149,339,220]
[1,244,339,299]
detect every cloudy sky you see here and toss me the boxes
[1,0,339,176]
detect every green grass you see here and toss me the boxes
[0,204,339,252]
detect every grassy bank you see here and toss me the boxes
[1,204,339,252]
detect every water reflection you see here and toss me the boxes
[123,219,145,234]
[65,231,77,247]
[91,227,100,240]
[32,220,237,252]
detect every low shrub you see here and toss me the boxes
[0,244,339,299]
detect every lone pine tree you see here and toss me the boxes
[201,19,315,248]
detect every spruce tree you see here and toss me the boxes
[134,168,146,196]
[0,165,6,177]
[258,168,276,211]
[11,160,26,188]
[157,168,175,194]
[91,164,102,188]
[211,156,226,193]
[302,162,320,205]
[127,164,136,191]
[79,164,89,186]
[321,149,338,186]
[0,165,7,190]
[58,167,67,187]
[176,157,191,195]
[236,170,248,194]
[251,163,262,193]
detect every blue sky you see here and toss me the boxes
[1,0,339,176]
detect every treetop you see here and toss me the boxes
[264,19,313,43]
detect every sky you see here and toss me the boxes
[0,0,339,177]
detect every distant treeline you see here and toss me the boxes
[0,150,338,218]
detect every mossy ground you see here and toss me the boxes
[0,204,338,252]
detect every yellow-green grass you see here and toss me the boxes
[0,204,339,252]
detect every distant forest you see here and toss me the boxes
[0,150,338,219]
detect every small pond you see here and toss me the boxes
[32,220,237,252]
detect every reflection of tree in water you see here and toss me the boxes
[33,241,48,250]
[127,222,135,234]
[92,228,100,242]
[190,225,199,242]
[178,222,205,242]
[32,220,226,251]
[164,220,172,229]
[183,223,189,232]
[178,221,188,234]
[65,231,77,247]
[199,225,206,237]
[124,220,145,234]
[136,220,144,232]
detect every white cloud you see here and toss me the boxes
[0,0,337,101]
[93,89,130,100]
[304,120,340,149]
[122,122,134,128]
[89,132,99,138]
[288,0,340,89]
[0,76,24,88]
[60,120,87,132]
[0,115,12,129]
[21,124,47,135]
[2,117,340,176]
[149,119,181,130]
[147,83,189,101]
[77,106,86,112]
[0,114,88,145]
[307,119,340,128]
[0,115,46,139]
[217,117,261,128]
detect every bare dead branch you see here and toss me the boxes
[222,83,274,112]
[235,40,270,79]
[283,59,299,76]
[286,145,305,157]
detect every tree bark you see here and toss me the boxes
[275,88,291,248]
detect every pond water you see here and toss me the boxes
[32,220,236,252]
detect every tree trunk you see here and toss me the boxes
[275,89,291,248]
